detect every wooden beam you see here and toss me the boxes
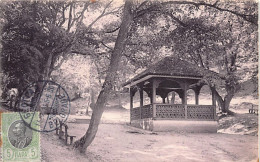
[140,86,143,107]
[139,83,143,119]
[162,97,166,103]
[130,88,133,122]
[152,80,157,104]
[156,87,182,90]
[212,89,216,106]
[152,79,159,118]
[183,82,188,119]
[195,92,199,105]
[211,88,217,120]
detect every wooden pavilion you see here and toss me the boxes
[123,56,218,133]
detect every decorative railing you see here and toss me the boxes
[141,104,153,118]
[187,105,215,120]
[131,104,153,120]
[131,104,216,121]
[156,104,185,119]
[130,107,141,120]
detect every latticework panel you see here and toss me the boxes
[131,107,141,120]
[156,104,185,118]
[187,105,214,120]
[142,104,153,118]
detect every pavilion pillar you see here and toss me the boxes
[162,97,166,104]
[195,90,200,105]
[181,97,185,104]
[193,86,202,105]
[195,93,199,105]
[160,92,167,104]
[181,83,188,105]
[130,88,134,122]
[152,79,159,118]
[212,89,216,106]
[139,84,144,119]
[211,88,217,120]
[180,82,188,119]
[183,83,188,119]
[152,80,157,104]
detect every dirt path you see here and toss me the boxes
[41,123,258,162]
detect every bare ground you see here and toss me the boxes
[41,96,259,162]
[41,122,258,162]
[2,94,258,161]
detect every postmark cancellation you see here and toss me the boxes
[18,80,70,132]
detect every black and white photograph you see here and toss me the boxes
[0,0,258,161]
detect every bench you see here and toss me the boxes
[55,120,76,145]
[249,105,258,115]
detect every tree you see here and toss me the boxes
[121,0,257,113]
[0,1,78,96]
[0,1,113,99]
[73,0,134,152]
[160,2,257,113]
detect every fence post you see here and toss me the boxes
[65,125,68,145]
[59,122,63,139]
[55,120,59,135]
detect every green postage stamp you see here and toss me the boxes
[1,112,40,162]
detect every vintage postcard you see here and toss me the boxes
[0,0,258,161]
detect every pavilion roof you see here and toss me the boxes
[123,56,207,86]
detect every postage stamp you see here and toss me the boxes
[18,80,70,132]
[0,111,2,161]
[1,112,40,161]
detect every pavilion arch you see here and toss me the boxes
[132,88,140,108]
[131,82,154,108]
[199,85,213,105]
[187,89,196,105]
[143,90,150,105]
[157,79,183,103]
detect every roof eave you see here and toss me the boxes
[123,74,202,88]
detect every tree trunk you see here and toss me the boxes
[91,89,95,104]
[222,86,235,114]
[44,53,53,80]
[217,95,233,114]
[33,53,53,116]
[211,87,234,114]
[73,1,133,153]
[30,80,44,115]
[85,94,90,116]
